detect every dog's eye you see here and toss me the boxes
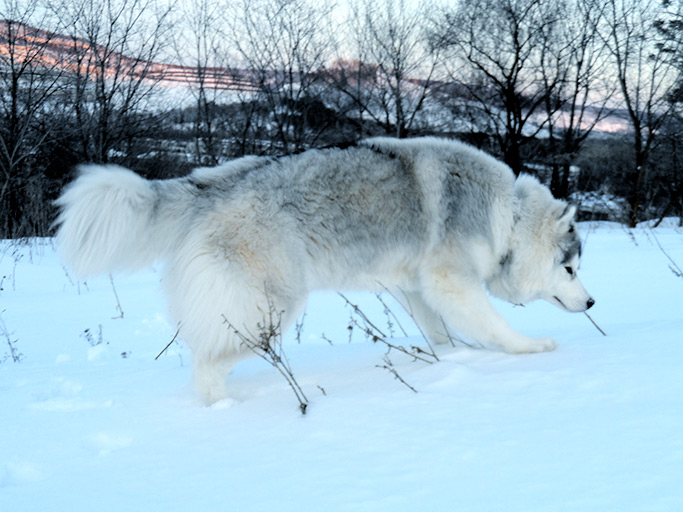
[568,225,575,233]
[565,266,574,276]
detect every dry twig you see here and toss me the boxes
[338,293,436,365]
[223,300,309,414]
[109,274,124,319]
[584,312,607,337]
[649,229,683,278]
[0,312,23,363]
[155,327,181,360]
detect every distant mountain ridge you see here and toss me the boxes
[0,19,258,91]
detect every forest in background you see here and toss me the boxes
[1,0,682,238]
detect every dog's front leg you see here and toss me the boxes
[420,273,557,354]
[393,290,457,346]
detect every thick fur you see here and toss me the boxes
[55,137,594,404]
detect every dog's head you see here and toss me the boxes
[488,179,594,312]
[540,204,594,312]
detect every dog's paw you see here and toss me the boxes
[503,337,558,354]
[528,337,558,353]
[195,381,230,407]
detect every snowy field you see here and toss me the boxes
[1,221,682,511]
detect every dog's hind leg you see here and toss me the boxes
[164,244,306,404]
[192,352,249,405]
[187,289,306,405]
[420,271,557,354]
[186,293,305,405]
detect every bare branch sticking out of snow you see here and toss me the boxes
[338,293,437,365]
[584,312,607,337]
[339,292,440,393]
[376,355,418,393]
[223,299,309,415]
[109,275,124,319]
[649,229,683,279]
[0,311,23,363]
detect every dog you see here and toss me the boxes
[56,137,594,404]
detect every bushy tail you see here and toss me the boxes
[55,164,165,279]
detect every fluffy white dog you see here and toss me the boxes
[56,137,594,404]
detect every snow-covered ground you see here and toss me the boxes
[1,221,682,511]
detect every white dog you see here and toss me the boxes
[56,137,594,404]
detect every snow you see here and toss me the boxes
[1,222,683,511]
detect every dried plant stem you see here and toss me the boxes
[339,292,441,394]
[0,312,23,363]
[376,286,441,360]
[109,274,124,319]
[338,293,436,365]
[223,301,309,415]
[584,312,607,337]
[374,292,408,337]
[376,355,418,393]
[155,328,181,360]
[649,229,683,278]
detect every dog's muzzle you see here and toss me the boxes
[553,296,595,312]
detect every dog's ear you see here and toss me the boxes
[556,204,577,231]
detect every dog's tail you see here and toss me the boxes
[55,164,173,279]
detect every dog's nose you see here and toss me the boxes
[586,298,595,310]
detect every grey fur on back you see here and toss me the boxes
[165,137,515,266]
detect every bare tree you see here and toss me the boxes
[538,0,615,198]
[332,0,439,139]
[433,0,561,175]
[227,0,334,154]
[593,0,683,226]
[327,8,380,139]
[652,0,683,224]
[54,0,173,164]
[173,0,236,165]
[0,0,64,237]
